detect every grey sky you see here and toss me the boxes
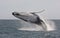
[0,0,60,19]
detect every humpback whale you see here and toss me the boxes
[12,10,56,31]
[12,11,48,31]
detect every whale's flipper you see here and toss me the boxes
[30,9,45,13]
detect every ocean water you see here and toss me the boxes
[0,19,60,38]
